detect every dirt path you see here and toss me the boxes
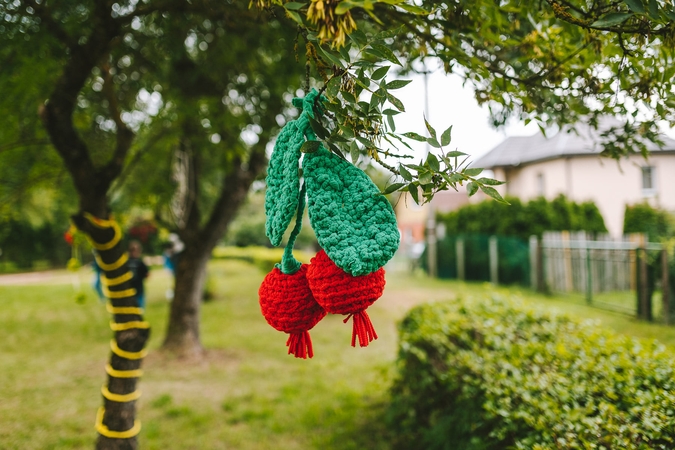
[0,269,82,286]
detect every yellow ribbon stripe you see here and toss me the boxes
[82,213,123,251]
[103,287,137,299]
[96,252,128,272]
[110,321,150,331]
[102,272,133,287]
[95,407,141,439]
[106,364,143,379]
[110,340,148,360]
[83,212,117,229]
[106,303,144,316]
[101,386,142,402]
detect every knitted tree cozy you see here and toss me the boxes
[261,89,400,354]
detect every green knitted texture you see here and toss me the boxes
[275,183,306,275]
[303,147,399,276]
[265,89,400,276]
[265,121,303,247]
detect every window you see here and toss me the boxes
[642,166,656,196]
[536,173,545,196]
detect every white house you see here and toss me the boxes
[473,118,675,237]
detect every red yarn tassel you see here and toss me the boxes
[343,310,378,347]
[286,331,314,359]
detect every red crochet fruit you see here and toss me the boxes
[259,264,326,358]
[306,250,385,348]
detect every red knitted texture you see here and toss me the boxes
[306,250,385,347]
[259,264,326,358]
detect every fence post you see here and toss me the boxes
[637,248,650,321]
[585,246,592,305]
[456,238,465,281]
[489,235,498,285]
[663,249,670,325]
[529,235,538,291]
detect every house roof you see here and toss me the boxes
[474,117,675,169]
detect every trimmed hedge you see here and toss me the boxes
[388,296,675,449]
[212,246,313,273]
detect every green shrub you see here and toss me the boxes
[388,296,675,449]
[438,194,606,240]
[212,246,314,273]
[624,202,675,241]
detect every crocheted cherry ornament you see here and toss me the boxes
[259,264,326,358]
[307,249,385,347]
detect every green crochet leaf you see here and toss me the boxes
[303,147,400,276]
[265,89,324,247]
[265,120,303,247]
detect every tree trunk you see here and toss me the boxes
[73,213,149,450]
[161,146,268,356]
[162,246,209,358]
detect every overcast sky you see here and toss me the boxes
[389,69,675,166]
[389,70,540,164]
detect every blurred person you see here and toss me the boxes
[127,240,149,309]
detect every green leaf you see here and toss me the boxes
[338,44,351,63]
[479,185,509,204]
[441,125,452,147]
[370,43,402,66]
[342,91,357,104]
[408,183,420,204]
[318,46,344,68]
[446,150,466,157]
[350,141,360,163]
[387,92,405,112]
[372,66,390,80]
[396,3,430,14]
[664,9,675,20]
[467,181,478,196]
[326,77,341,98]
[356,136,375,148]
[464,167,483,177]
[375,25,406,40]
[285,9,304,25]
[382,108,401,116]
[335,0,359,14]
[399,164,413,181]
[476,177,505,186]
[402,132,427,141]
[385,79,413,90]
[647,0,659,19]
[381,182,406,195]
[590,12,633,27]
[284,2,306,10]
[309,117,329,139]
[300,140,322,153]
[387,114,396,132]
[338,124,355,139]
[427,137,441,148]
[349,30,368,47]
[424,117,437,140]
[623,0,645,14]
[419,171,432,185]
[427,153,440,171]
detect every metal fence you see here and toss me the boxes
[433,232,673,322]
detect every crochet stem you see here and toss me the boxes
[286,330,314,359]
[278,183,306,275]
[343,310,378,347]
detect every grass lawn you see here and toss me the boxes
[1,259,674,449]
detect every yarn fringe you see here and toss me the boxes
[343,310,378,347]
[286,331,314,359]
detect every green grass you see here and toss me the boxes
[1,260,675,449]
